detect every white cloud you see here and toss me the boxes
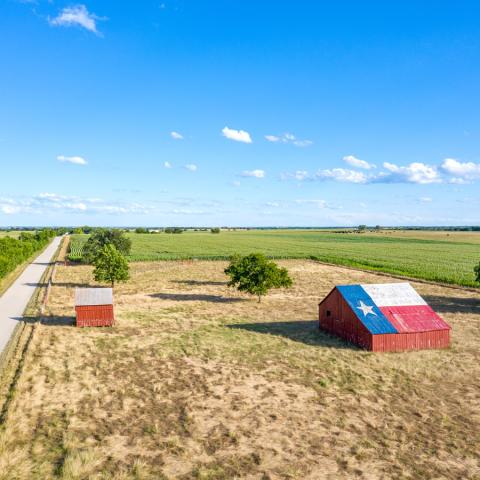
[164,161,172,168]
[49,5,102,34]
[57,155,87,165]
[419,197,433,203]
[449,177,469,185]
[0,193,154,216]
[172,209,207,215]
[295,199,328,209]
[265,201,280,207]
[343,155,375,170]
[231,180,241,187]
[1,205,19,215]
[316,168,368,184]
[382,162,441,184]
[265,132,313,147]
[281,170,309,181]
[184,164,197,171]
[170,131,184,140]
[441,158,480,180]
[222,126,252,144]
[293,139,313,147]
[240,169,265,178]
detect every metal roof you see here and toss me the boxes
[337,285,398,335]
[335,283,450,334]
[75,288,113,306]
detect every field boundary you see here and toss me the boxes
[0,237,65,423]
[310,259,480,294]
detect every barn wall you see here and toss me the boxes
[319,290,372,349]
[76,305,114,327]
[372,329,450,352]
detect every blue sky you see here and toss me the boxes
[1,0,480,227]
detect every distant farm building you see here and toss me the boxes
[319,283,450,352]
[75,288,114,327]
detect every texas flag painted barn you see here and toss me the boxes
[318,283,451,352]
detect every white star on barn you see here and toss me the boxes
[357,300,377,317]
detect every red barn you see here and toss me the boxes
[318,282,450,352]
[75,288,114,327]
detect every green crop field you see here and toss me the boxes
[68,230,480,287]
[0,231,21,238]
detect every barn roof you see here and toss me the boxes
[332,282,450,335]
[75,288,113,306]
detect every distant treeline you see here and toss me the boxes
[0,229,58,279]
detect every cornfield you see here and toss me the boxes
[67,230,480,288]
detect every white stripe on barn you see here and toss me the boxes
[361,282,427,307]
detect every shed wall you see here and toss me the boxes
[76,305,114,327]
[319,290,372,349]
[372,329,450,352]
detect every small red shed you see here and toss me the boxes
[319,282,450,352]
[75,288,114,327]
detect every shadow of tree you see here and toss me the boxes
[171,280,229,286]
[149,293,246,303]
[423,295,480,314]
[227,320,358,350]
[24,282,94,289]
[19,316,76,326]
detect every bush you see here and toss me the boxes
[135,227,149,234]
[165,227,184,234]
[475,262,480,283]
[224,253,293,302]
[82,229,132,264]
[210,228,221,234]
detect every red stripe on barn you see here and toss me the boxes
[379,305,450,333]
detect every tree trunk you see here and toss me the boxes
[258,295,261,303]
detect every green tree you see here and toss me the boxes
[224,253,293,302]
[358,225,367,232]
[210,227,220,234]
[475,262,480,283]
[135,227,149,234]
[93,244,129,288]
[165,227,183,234]
[82,228,132,263]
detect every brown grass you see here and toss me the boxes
[0,260,479,479]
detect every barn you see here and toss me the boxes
[75,287,114,327]
[318,282,450,352]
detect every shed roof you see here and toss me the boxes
[75,288,113,306]
[327,282,450,335]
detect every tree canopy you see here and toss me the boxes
[224,253,293,302]
[82,229,132,263]
[93,244,130,288]
[0,230,56,279]
[475,262,480,283]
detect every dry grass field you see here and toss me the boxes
[0,260,479,479]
